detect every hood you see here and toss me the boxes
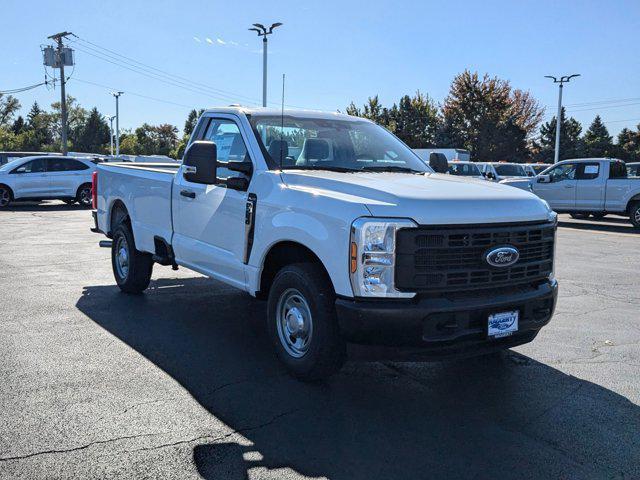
[281,171,552,225]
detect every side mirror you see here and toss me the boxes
[182,141,218,184]
[487,172,496,180]
[537,174,551,184]
[428,152,449,173]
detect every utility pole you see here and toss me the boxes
[107,115,116,156]
[111,92,123,157]
[47,31,74,155]
[545,74,580,164]
[249,22,283,107]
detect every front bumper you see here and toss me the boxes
[335,280,558,357]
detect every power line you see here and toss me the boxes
[71,78,194,109]
[0,80,52,94]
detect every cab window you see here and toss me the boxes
[47,158,90,172]
[202,118,250,179]
[609,161,627,179]
[547,163,577,182]
[577,163,599,180]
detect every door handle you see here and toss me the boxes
[180,190,196,199]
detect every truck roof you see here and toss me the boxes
[202,106,366,122]
[558,158,623,163]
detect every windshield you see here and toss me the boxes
[448,163,480,176]
[494,164,526,176]
[249,115,431,173]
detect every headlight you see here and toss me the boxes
[349,217,417,298]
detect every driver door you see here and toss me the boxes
[532,162,578,209]
[172,115,252,289]
[10,158,49,198]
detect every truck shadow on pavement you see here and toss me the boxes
[3,201,88,212]
[76,277,639,480]
[558,219,637,234]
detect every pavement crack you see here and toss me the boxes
[0,432,162,463]
[128,408,301,454]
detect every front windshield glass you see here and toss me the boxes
[448,163,480,176]
[249,115,431,173]
[494,164,526,176]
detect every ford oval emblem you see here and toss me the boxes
[485,246,519,268]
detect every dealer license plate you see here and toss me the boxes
[488,310,519,338]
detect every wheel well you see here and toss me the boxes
[76,182,92,196]
[257,241,332,300]
[627,195,640,213]
[109,200,130,235]
[0,183,14,200]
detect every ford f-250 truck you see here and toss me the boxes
[500,158,640,229]
[92,107,558,380]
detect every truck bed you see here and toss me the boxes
[96,163,179,254]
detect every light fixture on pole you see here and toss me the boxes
[249,22,283,107]
[545,74,580,164]
[111,91,124,157]
[107,115,116,156]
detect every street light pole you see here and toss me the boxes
[545,74,580,164]
[107,115,116,156]
[249,22,283,107]
[111,92,123,157]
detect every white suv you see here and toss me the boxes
[0,156,97,208]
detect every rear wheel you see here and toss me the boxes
[267,263,346,381]
[0,186,12,208]
[630,203,640,230]
[111,224,154,293]
[76,183,92,208]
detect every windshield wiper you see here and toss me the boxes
[281,165,358,173]
[360,165,423,174]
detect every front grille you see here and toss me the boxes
[395,222,555,292]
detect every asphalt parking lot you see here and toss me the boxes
[0,203,638,480]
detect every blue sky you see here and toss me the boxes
[4,0,640,136]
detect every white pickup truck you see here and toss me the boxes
[92,107,559,380]
[501,158,640,229]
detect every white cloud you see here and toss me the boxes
[229,40,238,46]
[206,38,213,44]
[193,36,201,43]
[216,38,226,45]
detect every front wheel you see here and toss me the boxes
[267,263,346,381]
[630,203,640,230]
[111,224,154,294]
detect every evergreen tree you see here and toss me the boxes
[184,108,204,136]
[11,116,25,135]
[0,94,21,127]
[616,126,640,162]
[537,107,583,161]
[582,115,614,158]
[74,107,110,152]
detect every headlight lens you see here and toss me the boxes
[350,218,417,298]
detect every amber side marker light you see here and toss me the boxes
[350,242,358,273]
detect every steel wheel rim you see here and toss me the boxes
[114,235,130,279]
[0,188,9,207]
[276,288,313,358]
[79,187,92,205]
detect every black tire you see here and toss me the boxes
[76,183,93,208]
[0,185,12,208]
[569,212,590,219]
[630,202,640,230]
[111,224,154,294]
[267,263,346,381]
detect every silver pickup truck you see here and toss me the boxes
[501,158,640,229]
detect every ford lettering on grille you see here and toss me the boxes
[485,246,519,268]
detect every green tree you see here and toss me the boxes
[0,94,21,127]
[537,107,583,161]
[582,115,614,158]
[439,71,541,161]
[388,92,439,148]
[184,108,204,137]
[49,96,88,151]
[616,126,640,162]
[74,107,110,153]
[21,102,53,150]
[134,123,179,156]
[11,116,25,135]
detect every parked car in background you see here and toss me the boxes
[524,163,551,176]
[447,160,485,179]
[92,106,558,380]
[501,158,640,229]
[414,148,471,163]
[0,156,98,208]
[111,154,180,164]
[477,162,528,181]
[627,162,640,177]
[0,151,61,166]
